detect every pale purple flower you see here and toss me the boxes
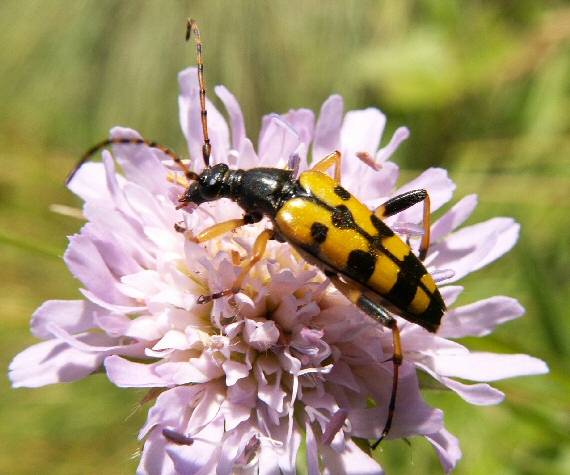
[10,66,548,475]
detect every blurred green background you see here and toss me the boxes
[1,1,569,474]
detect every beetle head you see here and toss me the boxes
[178,163,230,207]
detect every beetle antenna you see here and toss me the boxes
[186,18,211,168]
[66,20,211,186]
[65,137,199,185]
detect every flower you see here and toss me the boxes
[9,66,548,475]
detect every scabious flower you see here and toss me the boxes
[10,66,548,475]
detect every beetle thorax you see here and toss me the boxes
[232,167,297,221]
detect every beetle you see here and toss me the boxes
[67,19,446,448]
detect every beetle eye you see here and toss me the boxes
[199,173,220,200]
[199,164,229,200]
[178,182,205,206]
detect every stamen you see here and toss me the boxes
[322,408,349,446]
[356,151,381,171]
[392,222,425,236]
[287,152,301,177]
[431,268,455,283]
[162,428,194,446]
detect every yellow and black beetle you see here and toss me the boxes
[67,19,446,449]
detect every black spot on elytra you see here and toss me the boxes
[331,205,354,229]
[370,214,394,237]
[417,297,445,332]
[310,222,329,244]
[334,186,351,201]
[384,253,427,311]
[346,249,376,282]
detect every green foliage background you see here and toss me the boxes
[1,1,569,474]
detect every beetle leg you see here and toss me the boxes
[375,189,432,261]
[198,228,275,304]
[311,150,342,182]
[175,211,262,242]
[325,272,402,447]
[175,218,247,242]
[193,218,249,243]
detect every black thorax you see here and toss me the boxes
[179,164,301,223]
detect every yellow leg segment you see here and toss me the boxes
[311,151,342,182]
[175,218,247,243]
[194,219,249,243]
[198,228,275,304]
[418,193,431,261]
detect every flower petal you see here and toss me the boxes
[110,127,171,197]
[31,299,100,339]
[431,352,549,382]
[430,217,520,281]
[340,108,387,167]
[167,416,224,475]
[313,94,344,161]
[438,296,525,338]
[375,126,410,164]
[10,333,126,387]
[258,108,315,166]
[425,429,462,474]
[320,439,384,475]
[431,194,478,242]
[350,366,444,440]
[415,362,505,405]
[305,420,321,475]
[215,85,247,155]
[105,355,170,387]
[472,218,520,271]
[67,161,113,204]
[65,232,135,306]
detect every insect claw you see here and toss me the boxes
[197,289,233,304]
[197,295,212,304]
[370,435,386,450]
[174,222,198,241]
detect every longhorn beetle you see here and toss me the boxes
[66,19,446,449]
